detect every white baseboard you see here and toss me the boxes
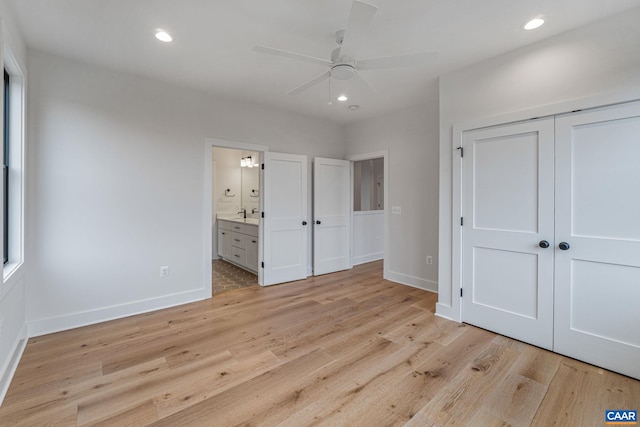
[385,270,438,293]
[28,288,210,338]
[0,323,28,405]
[353,252,383,266]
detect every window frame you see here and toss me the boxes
[3,68,9,265]
[2,46,25,284]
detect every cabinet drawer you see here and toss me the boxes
[217,220,233,231]
[231,232,246,249]
[245,224,258,237]
[231,246,246,265]
[230,222,245,233]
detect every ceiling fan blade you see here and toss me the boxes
[253,46,332,67]
[288,71,331,95]
[350,71,376,98]
[358,51,438,70]
[339,1,378,61]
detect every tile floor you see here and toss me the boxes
[212,259,258,295]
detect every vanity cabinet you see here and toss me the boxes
[217,219,259,274]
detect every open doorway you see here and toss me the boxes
[204,138,268,297]
[347,150,389,279]
[211,147,260,294]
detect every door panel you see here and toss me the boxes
[554,101,640,379]
[313,157,351,276]
[263,152,308,286]
[462,118,555,350]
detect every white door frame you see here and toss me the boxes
[203,137,269,294]
[346,150,389,280]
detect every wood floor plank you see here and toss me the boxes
[292,326,495,427]
[153,350,280,419]
[148,348,335,426]
[482,373,547,427]
[411,343,521,426]
[83,399,158,427]
[1,261,638,427]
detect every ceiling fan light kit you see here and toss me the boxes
[253,0,437,101]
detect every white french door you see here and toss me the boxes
[554,101,640,379]
[313,157,351,276]
[462,100,640,379]
[262,152,308,286]
[461,118,555,350]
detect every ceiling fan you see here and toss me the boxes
[253,0,437,97]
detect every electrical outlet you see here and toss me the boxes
[392,206,402,214]
[160,266,170,278]
[426,256,433,265]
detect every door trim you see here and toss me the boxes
[346,150,389,281]
[203,138,269,294]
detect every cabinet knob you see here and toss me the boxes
[316,220,321,225]
[539,240,550,248]
[302,221,307,226]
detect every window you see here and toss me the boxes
[2,48,25,280]
[3,69,9,265]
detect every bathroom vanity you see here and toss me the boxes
[217,218,259,273]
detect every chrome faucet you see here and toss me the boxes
[238,208,247,218]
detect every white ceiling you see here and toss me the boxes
[8,0,640,123]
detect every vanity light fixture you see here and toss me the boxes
[241,156,258,168]
[524,17,545,30]
[155,30,173,42]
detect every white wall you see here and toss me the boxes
[0,0,28,401]
[437,8,640,320]
[26,51,344,336]
[345,101,439,291]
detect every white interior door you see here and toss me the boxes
[313,157,351,276]
[554,101,640,379]
[462,118,555,350]
[263,152,308,286]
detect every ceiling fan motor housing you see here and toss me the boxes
[331,64,356,80]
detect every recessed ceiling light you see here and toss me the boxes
[155,30,173,42]
[337,94,348,102]
[348,105,360,111]
[524,18,545,30]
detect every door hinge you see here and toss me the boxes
[457,146,464,157]
[261,262,264,268]
[261,163,264,170]
[460,288,463,297]
[261,212,264,218]
[460,217,464,226]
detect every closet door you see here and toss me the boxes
[313,157,351,276]
[461,118,555,349]
[554,101,640,379]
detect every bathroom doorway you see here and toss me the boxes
[204,138,267,296]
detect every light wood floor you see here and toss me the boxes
[1,261,638,426]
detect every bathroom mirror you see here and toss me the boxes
[241,152,260,218]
